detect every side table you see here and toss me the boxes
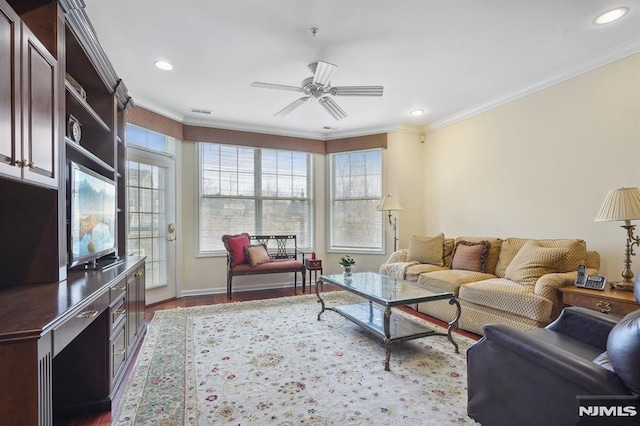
[304,258,323,285]
[560,284,639,316]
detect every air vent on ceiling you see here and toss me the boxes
[323,126,338,131]
[190,107,212,115]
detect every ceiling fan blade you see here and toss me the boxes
[330,86,384,96]
[318,96,347,120]
[274,96,310,117]
[251,82,302,92]
[312,61,337,86]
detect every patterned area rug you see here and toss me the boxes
[114,292,477,425]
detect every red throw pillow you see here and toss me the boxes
[222,233,250,265]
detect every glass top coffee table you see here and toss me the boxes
[316,272,461,371]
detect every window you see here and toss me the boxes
[329,149,383,251]
[126,123,176,155]
[199,143,312,253]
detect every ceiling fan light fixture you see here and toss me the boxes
[410,109,424,116]
[154,60,173,71]
[594,7,629,25]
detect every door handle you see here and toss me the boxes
[167,236,176,241]
[168,223,176,233]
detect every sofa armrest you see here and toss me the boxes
[534,270,597,296]
[535,270,600,319]
[545,307,618,351]
[382,249,408,264]
[475,323,629,394]
[379,260,417,280]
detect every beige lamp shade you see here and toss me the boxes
[378,195,403,211]
[595,187,640,223]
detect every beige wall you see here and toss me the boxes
[422,53,640,280]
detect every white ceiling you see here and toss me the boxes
[83,0,640,140]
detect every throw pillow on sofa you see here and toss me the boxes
[504,240,568,285]
[450,240,490,272]
[244,244,272,267]
[407,233,445,266]
[222,233,251,265]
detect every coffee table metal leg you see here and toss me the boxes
[383,306,392,371]
[316,279,326,321]
[447,298,461,353]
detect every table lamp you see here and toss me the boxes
[594,187,640,291]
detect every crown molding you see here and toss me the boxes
[427,38,640,133]
[132,95,185,123]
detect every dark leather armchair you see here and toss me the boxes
[467,307,640,426]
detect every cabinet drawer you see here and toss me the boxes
[109,278,127,304]
[111,322,127,380]
[53,291,109,356]
[111,297,126,327]
[562,292,637,316]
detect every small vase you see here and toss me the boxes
[343,266,352,277]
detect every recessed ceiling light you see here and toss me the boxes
[410,109,424,116]
[594,7,629,25]
[154,60,173,71]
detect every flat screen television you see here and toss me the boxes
[69,162,117,267]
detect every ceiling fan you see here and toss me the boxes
[250,61,383,120]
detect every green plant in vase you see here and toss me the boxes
[339,255,355,276]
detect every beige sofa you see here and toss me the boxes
[379,234,600,335]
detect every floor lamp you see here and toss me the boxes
[378,195,403,251]
[595,187,640,292]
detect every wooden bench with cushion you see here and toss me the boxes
[222,233,305,298]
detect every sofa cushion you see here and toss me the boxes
[537,239,587,272]
[459,278,553,322]
[455,236,503,274]
[232,259,302,274]
[496,238,587,277]
[443,238,455,267]
[505,240,568,285]
[418,269,496,295]
[407,233,445,266]
[222,233,250,265]
[607,309,640,394]
[405,263,448,281]
[244,244,272,267]
[495,238,529,277]
[450,240,490,272]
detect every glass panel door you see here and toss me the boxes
[127,148,176,304]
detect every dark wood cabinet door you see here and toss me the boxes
[0,0,20,181]
[21,22,58,189]
[136,265,146,335]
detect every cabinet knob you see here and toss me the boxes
[15,159,27,168]
[111,285,126,291]
[27,161,35,169]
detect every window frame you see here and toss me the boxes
[327,148,384,254]
[197,142,314,256]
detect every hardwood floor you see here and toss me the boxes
[58,284,479,425]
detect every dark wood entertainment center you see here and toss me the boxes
[0,1,145,424]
